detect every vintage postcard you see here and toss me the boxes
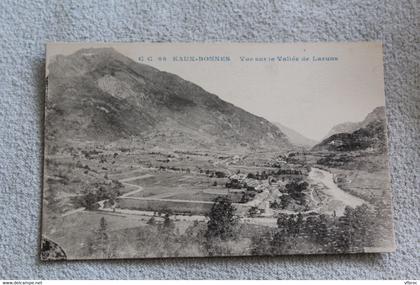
[41,42,395,260]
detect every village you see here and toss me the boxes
[58,145,325,222]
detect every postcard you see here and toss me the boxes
[41,42,395,260]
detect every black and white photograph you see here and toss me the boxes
[41,42,395,260]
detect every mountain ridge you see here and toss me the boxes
[312,106,387,152]
[45,48,293,152]
[322,106,386,139]
[273,122,317,148]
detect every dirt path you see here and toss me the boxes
[119,174,156,197]
[61,207,85,217]
[61,174,153,216]
[120,174,154,183]
[96,207,208,222]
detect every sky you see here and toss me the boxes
[47,42,386,141]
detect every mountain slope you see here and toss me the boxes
[273,122,317,148]
[45,48,292,152]
[322,106,386,139]
[312,106,387,152]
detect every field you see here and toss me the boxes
[42,142,394,259]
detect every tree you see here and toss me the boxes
[285,181,308,205]
[286,214,298,235]
[82,192,99,210]
[147,216,156,225]
[215,171,226,178]
[247,172,256,179]
[97,217,109,256]
[291,212,304,235]
[250,231,273,255]
[240,192,254,203]
[248,206,259,218]
[336,204,373,251]
[277,213,289,230]
[205,196,238,241]
[312,214,330,245]
[261,171,268,180]
[162,213,175,230]
[335,206,355,251]
[86,217,110,258]
[280,194,291,209]
[296,212,303,225]
[269,200,281,209]
[270,230,286,254]
[276,212,302,236]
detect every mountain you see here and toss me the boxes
[45,48,292,152]
[273,122,317,148]
[322,121,360,140]
[312,106,387,152]
[322,106,386,139]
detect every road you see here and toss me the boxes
[118,174,154,197]
[61,207,85,217]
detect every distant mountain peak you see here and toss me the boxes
[313,106,387,152]
[322,106,386,139]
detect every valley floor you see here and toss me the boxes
[42,145,394,259]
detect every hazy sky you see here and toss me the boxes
[47,42,385,141]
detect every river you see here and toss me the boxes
[308,167,368,216]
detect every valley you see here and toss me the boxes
[43,141,392,259]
